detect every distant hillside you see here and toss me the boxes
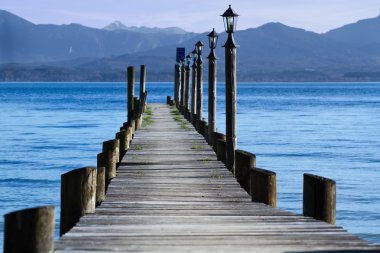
[2,10,380,81]
[103,21,188,34]
[0,10,198,64]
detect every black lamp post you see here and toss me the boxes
[195,41,204,123]
[185,54,191,110]
[190,49,198,123]
[207,28,218,146]
[222,4,239,172]
[180,58,185,107]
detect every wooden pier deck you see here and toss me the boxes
[55,103,380,253]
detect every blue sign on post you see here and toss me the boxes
[176,47,185,63]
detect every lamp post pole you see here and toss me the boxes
[174,63,180,106]
[180,59,185,107]
[207,29,218,146]
[185,54,191,110]
[222,5,239,172]
[191,49,198,124]
[195,41,204,123]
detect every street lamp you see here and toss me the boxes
[221,4,239,172]
[195,41,204,124]
[190,49,198,123]
[207,28,218,146]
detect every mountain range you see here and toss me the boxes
[1,9,380,81]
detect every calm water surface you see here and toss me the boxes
[0,82,379,247]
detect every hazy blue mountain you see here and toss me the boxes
[0,10,198,64]
[2,10,380,81]
[325,15,380,45]
[103,21,188,34]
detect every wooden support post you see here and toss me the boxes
[197,119,205,136]
[4,206,55,253]
[212,132,226,152]
[224,33,237,172]
[116,129,131,162]
[235,150,256,193]
[167,96,172,105]
[60,167,96,236]
[103,139,120,165]
[97,151,116,184]
[96,167,105,206]
[127,66,135,122]
[203,121,209,142]
[303,173,336,224]
[140,65,146,100]
[185,64,190,109]
[250,168,276,207]
[191,58,197,122]
[216,138,226,165]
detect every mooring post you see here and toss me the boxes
[195,41,204,123]
[60,167,96,236]
[4,206,55,253]
[190,49,197,124]
[250,168,277,207]
[103,139,120,165]
[116,130,128,161]
[235,149,256,193]
[97,151,116,186]
[207,29,218,147]
[96,167,105,206]
[216,138,227,165]
[212,132,226,152]
[222,5,239,172]
[127,66,135,122]
[303,173,336,224]
[185,54,191,110]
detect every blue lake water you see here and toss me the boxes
[0,82,380,247]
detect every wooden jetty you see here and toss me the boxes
[52,103,379,252]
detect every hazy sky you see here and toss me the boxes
[2,0,380,33]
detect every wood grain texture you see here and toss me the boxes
[55,104,379,253]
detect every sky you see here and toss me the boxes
[2,0,380,33]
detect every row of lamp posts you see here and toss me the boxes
[175,5,238,171]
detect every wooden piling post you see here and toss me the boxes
[303,173,336,224]
[4,206,55,253]
[97,151,116,184]
[116,130,131,160]
[197,119,205,136]
[213,132,226,152]
[127,66,135,122]
[250,168,276,207]
[60,167,96,236]
[216,138,226,165]
[235,149,256,193]
[103,139,120,165]
[167,96,172,105]
[96,167,105,206]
